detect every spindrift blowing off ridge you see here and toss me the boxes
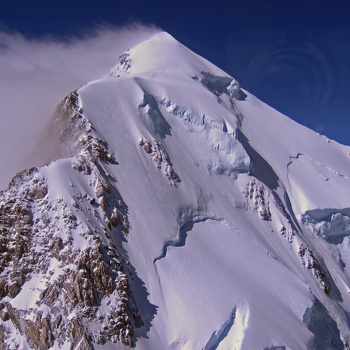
[0,32,350,350]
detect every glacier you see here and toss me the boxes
[0,32,350,350]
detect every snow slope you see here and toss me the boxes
[1,32,350,350]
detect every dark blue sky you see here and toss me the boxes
[1,0,349,145]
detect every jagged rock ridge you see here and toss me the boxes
[0,92,145,349]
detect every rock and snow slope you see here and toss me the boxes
[1,32,350,350]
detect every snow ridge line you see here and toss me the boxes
[204,308,237,350]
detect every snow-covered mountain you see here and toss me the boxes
[1,32,350,350]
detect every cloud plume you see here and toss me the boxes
[0,24,160,190]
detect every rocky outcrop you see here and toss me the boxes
[244,180,272,221]
[139,138,181,186]
[109,52,132,77]
[298,243,332,295]
[243,178,332,296]
[0,92,143,349]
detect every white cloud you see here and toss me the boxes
[0,24,160,189]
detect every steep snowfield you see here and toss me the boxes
[237,94,350,214]
[1,32,350,350]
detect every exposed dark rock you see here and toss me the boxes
[244,180,271,221]
[100,197,106,211]
[96,186,104,198]
[31,186,48,199]
[109,52,132,77]
[70,319,93,350]
[0,310,9,322]
[143,142,152,154]
[24,314,54,350]
[0,280,7,298]
[7,281,21,299]
[139,138,181,186]
[73,157,92,175]
[0,324,9,348]
[0,90,147,349]
[111,214,118,227]
[298,243,332,295]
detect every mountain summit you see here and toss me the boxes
[1,32,350,350]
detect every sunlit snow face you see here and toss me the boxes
[0,25,159,190]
